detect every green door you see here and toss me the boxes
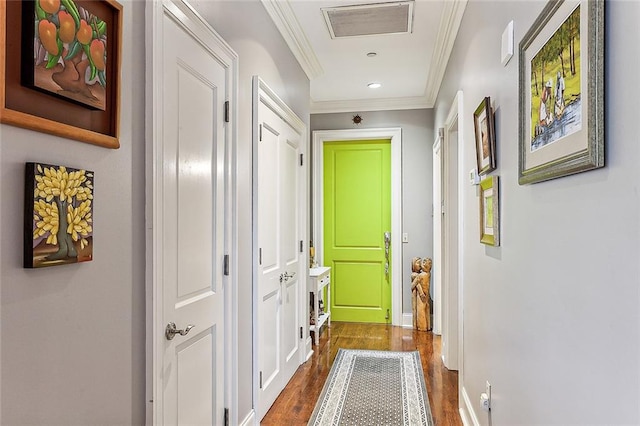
[323,139,391,323]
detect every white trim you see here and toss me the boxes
[310,96,431,114]
[460,386,480,426]
[424,0,468,106]
[239,409,256,426]
[260,0,323,80]
[441,90,464,372]
[252,76,308,420]
[432,130,443,336]
[146,1,239,423]
[313,128,403,326]
[402,313,413,328]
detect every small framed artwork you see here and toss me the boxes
[518,0,604,184]
[25,162,94,268]
[473,97,496,175]
[479,176,499,246]
[0,0,122,148]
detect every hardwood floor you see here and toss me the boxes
[261,322,462,425]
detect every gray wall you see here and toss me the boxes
[311,109,434,316]
[189,1,311,421]
[434,0,640,424]
[0,1,146,424]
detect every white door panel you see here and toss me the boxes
[150,2,235,424]
[256,87,305,419]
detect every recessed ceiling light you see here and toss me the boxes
[366,52,377,57]
[368,82,382,89]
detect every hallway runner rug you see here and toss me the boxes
[308,349,434,425]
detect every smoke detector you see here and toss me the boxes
[322,1,415,39]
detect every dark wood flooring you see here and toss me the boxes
[261,322,462,425]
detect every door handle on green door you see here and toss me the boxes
[384,232,391,276]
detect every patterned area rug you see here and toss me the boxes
[308,349,434,425]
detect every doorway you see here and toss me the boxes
[312,128,402,326]
[252,77,308,420]
[323,139,391,323]
[439,91,464,372]
[146,1,239,424]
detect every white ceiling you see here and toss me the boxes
[261,0,468,113]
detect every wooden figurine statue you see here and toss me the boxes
[411,257,432,331]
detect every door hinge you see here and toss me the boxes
[259,371,263,389]
[259,124,263,141]
[223,255,229,276]
[300,326,303,339]
[259,248,262,265]
[224,408,229,426]
[224,101,230,123]
[300,240,303,253]
[300,153,304,166]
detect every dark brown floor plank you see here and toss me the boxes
[261,322,462,425]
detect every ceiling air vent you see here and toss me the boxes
[322,1,414,39]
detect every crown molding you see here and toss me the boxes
[424,0,468,106]
[310,96,431,114]
[260,0,324,80]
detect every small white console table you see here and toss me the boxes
[309,266,331,346]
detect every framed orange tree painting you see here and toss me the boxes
[0,0,122,148]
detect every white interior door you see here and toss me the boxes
[148,1,237,424]
[255,80,305,419]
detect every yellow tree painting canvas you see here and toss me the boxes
[25,162,94,268]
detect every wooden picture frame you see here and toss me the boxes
[479,175,499,246]
[473,96,496,175]
[0,0,122,148]
[518,0,604,184]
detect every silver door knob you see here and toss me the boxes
[165,322,195,340]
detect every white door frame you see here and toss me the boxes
[312,128,402,326]
[145,1,239,423]
[432,129,443,336]
[441,91,464,373]
[252,76,308,417]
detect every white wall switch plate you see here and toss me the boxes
[502,21,514,66]
[469,168,480,185]
[402,233,409,243]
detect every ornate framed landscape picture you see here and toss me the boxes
[473,96,496,175]
[518,0,604,185]
[479,176,499,246]
[25,162,94,268]
[0,0,122,148]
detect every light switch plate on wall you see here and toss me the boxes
[502,20,514,66]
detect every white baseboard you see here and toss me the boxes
[402,313,413,328]
[239,409,256,426]
[460,386,480,426]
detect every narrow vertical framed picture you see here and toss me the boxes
[479,175,499,246]
[473,97,496,175]
[25,162,94,268]
[518,0,604,184]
